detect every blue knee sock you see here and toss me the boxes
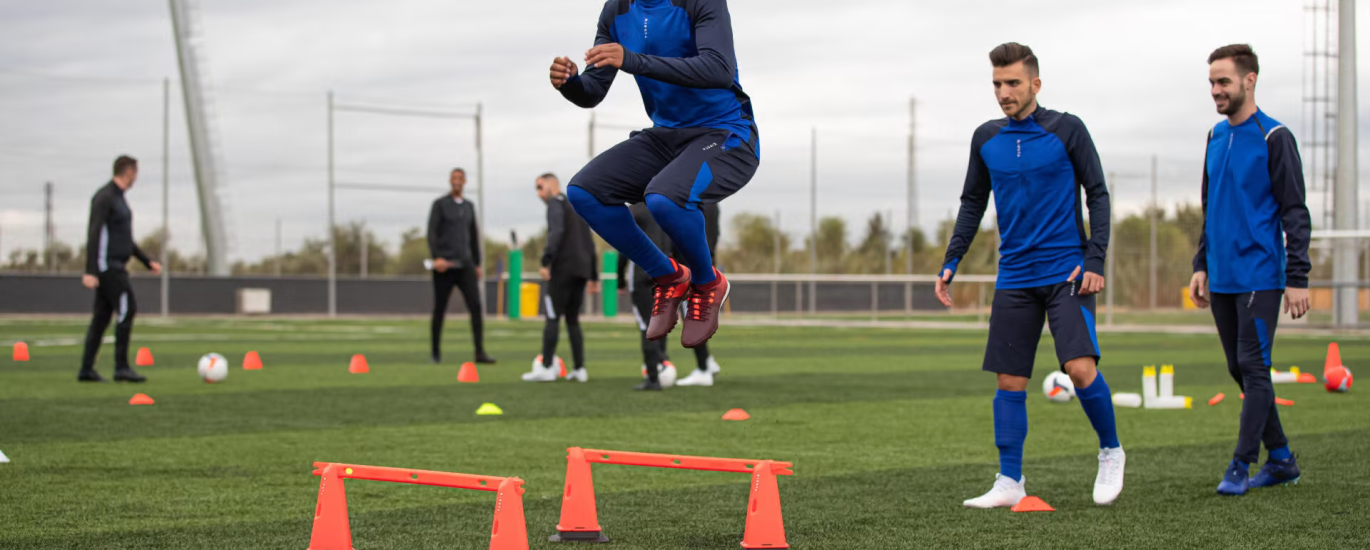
[645,193,715,284]
[1269,446,1292,461]
[993,390,1028,481]
[567,186,674,278]
[1076,373,1121,449]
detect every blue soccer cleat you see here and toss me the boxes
[1250,456,1301,488]
[1217,459,1250,496]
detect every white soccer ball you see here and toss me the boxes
[1042,371,1075,403]
[641,361,678,388]
[197,352,229,383]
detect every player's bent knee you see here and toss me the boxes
[996,373,1030,392]
[644,193,680,216]
[565,185,602,215]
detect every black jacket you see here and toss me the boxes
[543,193,598,280]
[427,195,482,268]
[86,181,151,275]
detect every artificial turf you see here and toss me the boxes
[1,317,1367,549]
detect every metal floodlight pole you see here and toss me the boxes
[327,90,337,317]
[161,77,171,316]
[1149,154,1158,311]
[475,102,487,310]
[809,127,818,315]
[906,97,916,312]
[588,111,596,160]
[1335,0,1359,327]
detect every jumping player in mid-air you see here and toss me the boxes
[1191,44,1310,496]
[937,43,1124,508]
[549,0,758,349]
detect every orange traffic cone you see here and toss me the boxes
[457,362,480,383]
[740,460,789,549]
[135,347,154,366]
[551,447,608,542]
[490,477,530,550]
[348,355,369,374]
[308,464,353,550]
[1012,496,1055,512]
[243,351,263,370]
[722,408,751,421]
[1326,342,1343,375]
[129,393,155,405]
[12,342,29,361]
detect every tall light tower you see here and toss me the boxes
[168,0,231,275]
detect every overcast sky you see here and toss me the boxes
[2,0,1369,263]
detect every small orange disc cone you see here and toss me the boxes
[242,351,262,370]
[1298,372,1318,384]
[12,342,29,361]
[457,362,480,383]
[1275,397,1295,406]
[348,355,369,373]
[1208,393,1226,406]
[135,347,154,366]
[1011,496,1055,512]
[722,408,751,421]
[129,393,155,405]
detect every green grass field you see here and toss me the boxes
[2,317,1368,549]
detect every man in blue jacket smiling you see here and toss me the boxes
[548,0,757,351]
[1191,44,1311,496]
[937,43,1124,509]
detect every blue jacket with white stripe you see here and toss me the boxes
[942,106,1111,290]
[559,0,755,146]
[1194,109,1311,293]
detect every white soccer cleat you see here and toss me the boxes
[521,359,558,382]
[566,367,588,383]
[706,355,721,374]
[1094,447,1126,505]
[963,474,1026,509]
[676,369,714,387]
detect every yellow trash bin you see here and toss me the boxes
[520,282,541,318]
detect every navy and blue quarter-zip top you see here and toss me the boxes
[942,105,1111,289]
[559,0,755,148]
[1193,109,1311,293]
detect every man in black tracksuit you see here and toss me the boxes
[80,155,160,383]
[620,202,722,390]
[523,174,598,382]
[428,168,495,365]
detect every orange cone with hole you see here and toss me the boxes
[135,347,154,366]
[740,460,789,548]
[243,351,262,370]
[490,477,530,550]
[12,342,29,361]
[307,464,353,550]
[348,355,369,374]
[552,447,607,542]
[1326,342,1342,375]
[1012,496,1055,512]
[457,362,479,383]
[129,393,154,405]
[722,409,750,421]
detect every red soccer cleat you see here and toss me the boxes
[681,269,729,348]
[646,260,692,341]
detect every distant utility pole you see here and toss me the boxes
[44,181,54,271]
[809,127,818,315]
[906,97,917,312]
[160,77,171,316]
[275,218,282,277]
[1149,154,1158,311]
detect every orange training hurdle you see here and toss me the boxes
[549,447,793,548]
[308,462,528,550]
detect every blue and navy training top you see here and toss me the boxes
[942,106,1111,290]
[1193,109,1311,293]
[559,0,756,146]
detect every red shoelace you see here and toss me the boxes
[687,288,716,321]
[652,281,688,315]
